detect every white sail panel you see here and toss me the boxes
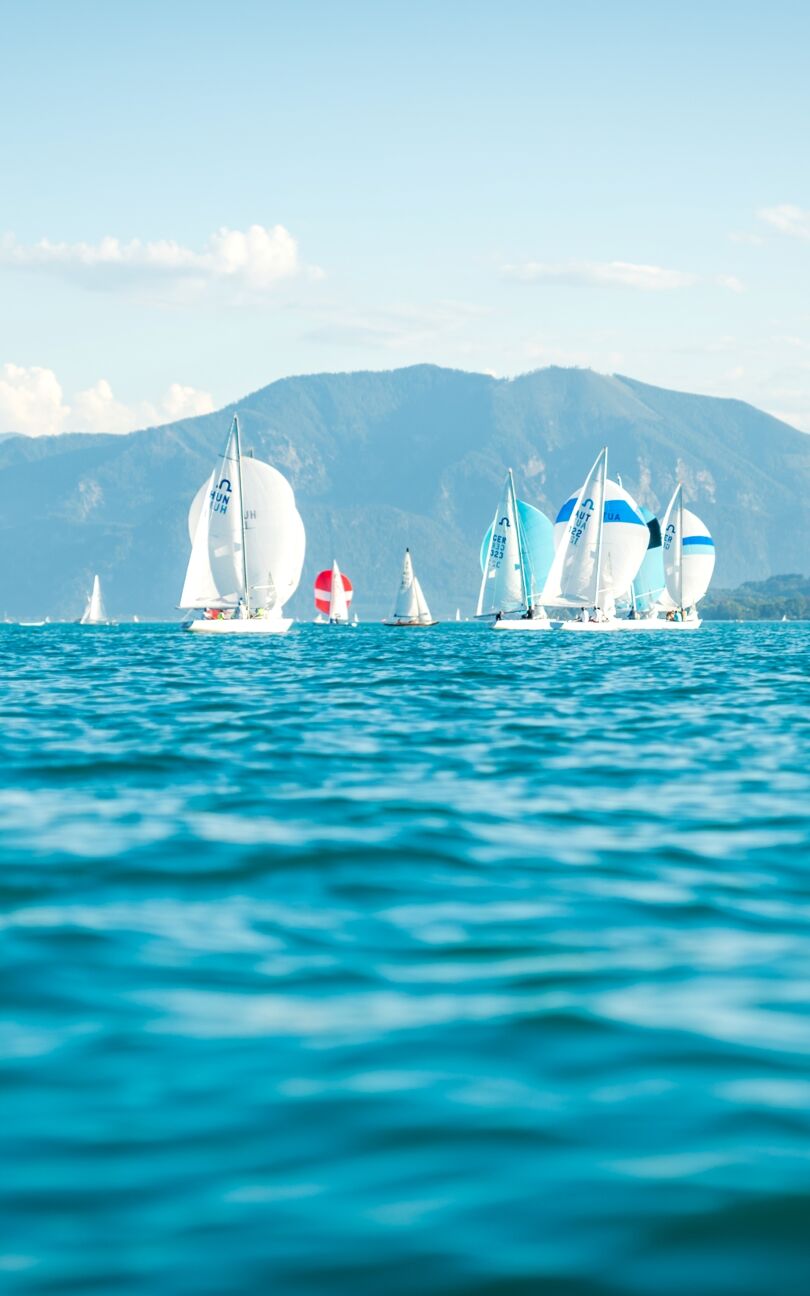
[543,449,607,606]
[180,425,245,608]
[681,509,715,606]
[662,486,715,609]
[393,549,420,620]
[412,576,433,624]
[81,574,107,624]
[329,560,349,621]
[476,471,526,616]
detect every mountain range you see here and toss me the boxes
[2,364,809,620]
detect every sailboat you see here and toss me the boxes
[80,574,111,625]
[179,415,305,634]
[477,469,553,630]
[656,484,715,628]
[384,548,436,626]
[542,448,649,631]
[314,561,353,625]
[455,608,461,622]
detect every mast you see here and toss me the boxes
[509,468,529,611]
[676,484,684,612]
[233,415,250,615]
[593,448,607,611]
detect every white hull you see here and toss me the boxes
[493,617,552,632]
[186,617,292,635]
[382,619,437,627]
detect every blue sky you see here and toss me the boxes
[1,0,809,434]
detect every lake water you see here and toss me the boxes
[1,622,809,1295]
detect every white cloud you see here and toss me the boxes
[0,363,68,438]
[0,223,320,296]
[0,363,214,437]
[757,204,810,240]
[504,260,746,294]
[503,259,699,291]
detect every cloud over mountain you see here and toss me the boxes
[0,224,321,297]
[0,362,213,437]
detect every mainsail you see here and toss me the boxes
[477,471,526,616]
[329,560,349,622]
[80,574,107,624]
[542,448,607,607]
[392,549,433,623]
[661,485,715,609]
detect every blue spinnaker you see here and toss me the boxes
[480,500,555,604]
[631,506,665,611]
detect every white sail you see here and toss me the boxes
[661,485,715,609]
[477,470,527,616]
[179,418,305,611]
[412,576,433,624]
[80,574,107,624]
[329,560,349,622]
[393,549,420,620]
[543,449,607,607]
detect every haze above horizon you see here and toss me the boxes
[2,0,809,435]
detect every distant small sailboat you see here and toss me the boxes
[455,608,461,622]
[179,415,305,634]
[314,560,353,625]
[543,448,649,631]
[352,611,359,626]
[80,575,111,625]
[384,548,436,626]
[477,469,553,630]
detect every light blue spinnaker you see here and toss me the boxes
[630,506,665,612]
[480,498,555,610]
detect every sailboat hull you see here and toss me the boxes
[186,617,292,635]
[492,618,552,632]
[382,619,437,627]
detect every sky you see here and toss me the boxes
[1,0,810,435]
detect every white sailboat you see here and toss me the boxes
[455,608,461,622]
[80,574,111,625]
[384,548,436,626]
[656,483,715,629]
[543,448,649,631]
[477,469,551,630]
[179,415,305,634]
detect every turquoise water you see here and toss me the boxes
[1,622,809,1295]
